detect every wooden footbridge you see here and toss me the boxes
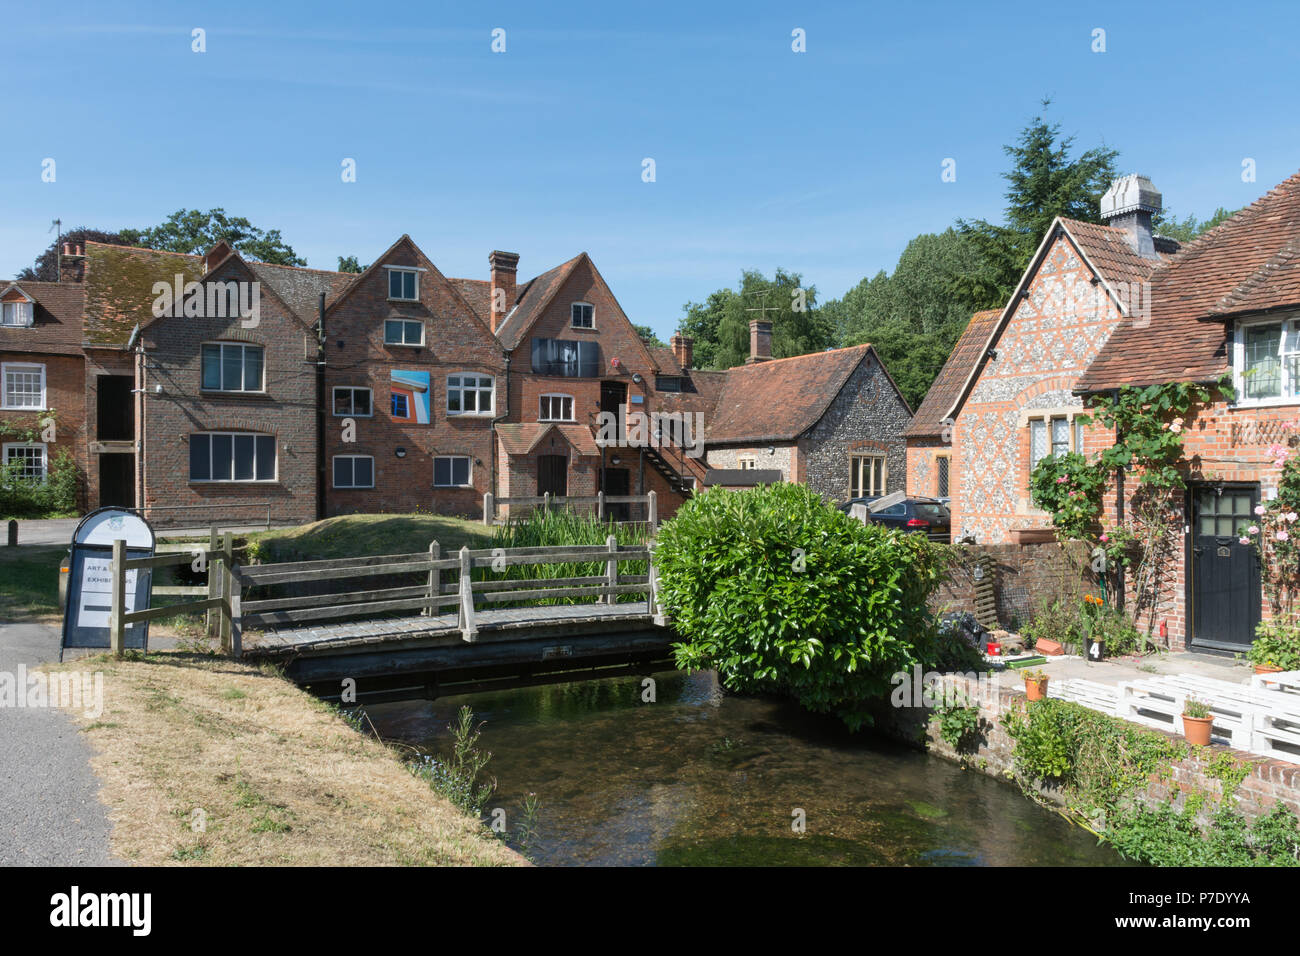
[106,532,677,704]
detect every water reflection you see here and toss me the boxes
[366,670,1126,867]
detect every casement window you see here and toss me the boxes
[189,433,276,482]
[571,302,594,329]
[1,363,45,410]
[656,376,682,392]
[531,337,600,377]
[433,455,472,488]
[391,392,409,419]
[849,454,886,498]
[3,442,47,482]
[936,455,950,498]
[447,374,494,415]
[737,456,758,470]
[1234,318,1300,404]
[539,394,575,422]
[387,268,419,302]
[201,343,264,392]
[1,300,33,327]
[332,386,373,417]
[1028,414,1084,472]
[384,319,424,346]
[333,455,374,489]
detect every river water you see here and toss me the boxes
[365,669,1126,866]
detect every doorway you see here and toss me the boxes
[1189,484,1261,651]
[97,374,134,441]
[99,454,135,507]
[600,467,630,522]
[537,454,568,498]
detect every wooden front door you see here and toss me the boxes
[537,454,567,498]
[1190,484,1261,651]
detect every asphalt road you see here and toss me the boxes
[0,619,121,866]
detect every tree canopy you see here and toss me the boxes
[119,208,305,265]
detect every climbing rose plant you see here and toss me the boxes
[1238,439,1300,617]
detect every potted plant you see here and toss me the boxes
[1246,617,1300,675]
[1181,697,1213,747]
[1080,594,1108,661]
[1022,668,1049,701]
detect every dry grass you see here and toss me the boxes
[43,650,523,866]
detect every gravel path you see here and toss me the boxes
[0,619,121,866]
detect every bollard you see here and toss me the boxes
[6,519,15,547]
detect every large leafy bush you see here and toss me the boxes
[653,483,953,729]
[0,449,79,519]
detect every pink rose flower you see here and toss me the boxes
[1288,513,1298,523]
[1256,505,1267,516]
[1240,537,1252,545]
[1277,530,1290,542]
[1249,525,1260,535]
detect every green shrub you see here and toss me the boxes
[0,449,79,519]
[1248,616,1300,670]
[654,483,954,729]
[932,694,981,752]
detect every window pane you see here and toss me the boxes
[234,435,255,480]
[389,271,400,298]
[334,390,349,415]
[202,346,221,389]
[385,320,401,343]
[244,347,263,391]
[1245,324,1282,399]
[453,458,469,486]
[355,457,372,487]
[448,388,461,412]
[1051,417,1070,456]
[255,436,275,480]
[354,389,370,415]
[403,272,416,299]
[334,458,350,487]
[190,435,210,481]
[937,457,950,497]
[434,458,450,486]
[1030,420,1047,469]
[222,346,242,390]
[404,321,421,344]
[211,434,232,480]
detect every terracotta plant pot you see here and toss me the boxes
[1024,677,1048,701]
[1182,714,1213,747]
[1254,664,1283,676]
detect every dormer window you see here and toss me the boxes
[1,301,33,327]
[571,302,594,329]
[387,267,420,302]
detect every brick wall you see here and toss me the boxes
[935,540,1095,627]
[323,238,503,518]
[0,351,87,509]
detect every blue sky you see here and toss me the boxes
[4,1,1299,341]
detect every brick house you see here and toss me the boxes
[0,275,87,507]
[920,169,1300,652]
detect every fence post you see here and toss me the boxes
[229,567,242,659]
[458,546,478,643]
[426,540,440,616]
[543,491,551,513]
[603,534,618,604]
[206,526,219,638]
[648,490,658,533]
[646,541,657,617]
[597,491,605,521]
[110,538,126,657]
[6,519,16,546]
[482,492,494,526]
[219,531,233,654]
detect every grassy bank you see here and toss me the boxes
[44,650,523,866]
[246,513,494,562]
[0,544,63,621]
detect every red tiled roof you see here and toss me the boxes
[1078,169,1300,391]
[649,346,683,376]
[0,281,85,356]
[496,422,599,457]
[492,254,584,350]
[1063,218,1164,295]
[904,308,1000,438]
[247,260,356,323]
[706,344,876,443]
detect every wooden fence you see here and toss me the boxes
[482,491,657,530]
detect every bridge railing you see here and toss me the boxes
[483,491,658,531]
[226,538,659,653]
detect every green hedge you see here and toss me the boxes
[0,450,79,519]
[654,482,955,729]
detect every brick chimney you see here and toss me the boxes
[59,242,87,282]
[747,320,772,363]
[670,333,694,370]
[489,250,520,333]
[1101,174,1162,259]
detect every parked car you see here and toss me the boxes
[839,495,951,541]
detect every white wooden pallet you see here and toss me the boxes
[1252,669,1300,695]
[1047,678,1118,715]
[1138,674,1300,762]
[1115,678,1257,750]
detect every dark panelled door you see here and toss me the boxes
[1190,485,1261,651]
[537,455,567,497]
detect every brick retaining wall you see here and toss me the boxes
[935,541,1096,628]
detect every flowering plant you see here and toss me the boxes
[1238,443,1300,616]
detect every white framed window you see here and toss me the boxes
[3,442,47,482]
[333,455,374,489]
[332,386,373,417]
[1234,317,1300,405]
[189,433,276,483]
[539,394,575,422]
[434,455,472,488]
[737,456,758,470]
[387,267,419,301]
[1,363,46,410]
[1,300,33,327]
[201,343,264,392]
[571,302,594,329]
[849,454,886,497]
[384,318,424,346]
[447,374,494,415]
